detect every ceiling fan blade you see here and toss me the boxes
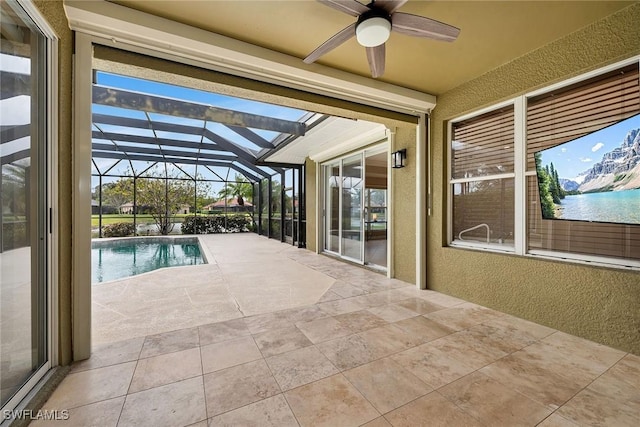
[392,12,460,42]
[304,23,357,64]
[373,0,408,15]
[317,0,369,17]
[366,44,385,78]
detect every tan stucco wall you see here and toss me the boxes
[429,3,640,354]
[392,126,417,284]
[304,158,317,252]
[34,0,73,365]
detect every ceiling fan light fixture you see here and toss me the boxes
[356,15,391,47]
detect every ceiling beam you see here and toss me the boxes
[92,130,224,152]
[92,142,237,162]
[93,85,306,135]
[91,151,261,182]
[225,125,274,149]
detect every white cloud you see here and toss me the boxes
[591,142,604,152]
[579,157,593,163]
[561,147,567,153]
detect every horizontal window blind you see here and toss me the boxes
[452,106,514,179]
[526,63,640,170]
[526,63,640,261]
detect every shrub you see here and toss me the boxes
[2,221,28,250]
[102,222,136,237]
[181,215,251,234]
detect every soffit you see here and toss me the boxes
[109,0,633,95]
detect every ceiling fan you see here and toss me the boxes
[304,0,460,78]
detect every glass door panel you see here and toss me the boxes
[324,163,340,253]
[341,155,363,262]
[1,1,49,409]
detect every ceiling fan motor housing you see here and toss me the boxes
[355,8,392,47]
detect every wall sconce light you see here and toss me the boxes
[392,149,407,169]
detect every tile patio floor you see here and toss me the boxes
[33,235,639,426]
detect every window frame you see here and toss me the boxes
[447,56,640,270]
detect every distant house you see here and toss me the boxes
[203,198,253,213]
[91,200,100,215]
[120,202,135,214]
[178,204,191,215]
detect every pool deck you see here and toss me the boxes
[34,233,640,426]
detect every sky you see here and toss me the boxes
[91,72,305,190]
[538,113,640,182]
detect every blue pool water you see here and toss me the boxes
[92,237,205,283]
[557,188,640,224]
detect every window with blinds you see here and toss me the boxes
[451,106,515,247]
[526,63,640,262]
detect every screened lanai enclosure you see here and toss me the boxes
[91,71,321,246]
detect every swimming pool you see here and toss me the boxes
[92,237,205,283]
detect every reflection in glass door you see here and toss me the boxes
[341,155,363,262]
[1,0,51,412]
[324,162,340,253]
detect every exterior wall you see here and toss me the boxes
[429,3,640,354]
[305,158,317,252]
[34,0,73,365]
[392,126,417,284]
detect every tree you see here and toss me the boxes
[1,164,27,217]
[217,174,253,205]
[535,153,555,218]
[135,167,195,235]
[101,179,133,213]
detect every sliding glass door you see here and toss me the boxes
[323,155,365,263]
[1,0,53,412]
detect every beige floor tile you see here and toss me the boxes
[433,330,512,368]
[317,298,369,316]
[414,290,467,307]
[392,316,454,345]
[391,342,478,389]
[537,414,581,426]
[285,374,379,427]
[479,352,590,409]
[484,314,556,341]
[423,302,504,331]
[207,394,298,427]
[367,304,419,322]
[283,305,328,323]
[266,345,339,391]
[557,385,640,426]
[362,417,392,427]
[129,347,202,393]
[317,290,342,303]
[316,334,389,371]
[200,336,262,374]
[395,298,444,315]
[439,371,552,425]
[31,396,125,427]
[590,353,640,397]
[329,281,368,298]
[197,318,251,347]
[334,310,388,333]
[119,377,207,427]
[139,327,199,358]
[71,337,144,373]
[43,362,136,410]
[359,324,420,354]
[296,316,354,344]
[384,392,483,427]
[243,311,293,334]
[253,326,313,357]
[344,357,431,414]
[203,359,280,417]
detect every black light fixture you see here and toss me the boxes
[392,149,407,169]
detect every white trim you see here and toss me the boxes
[450,98,517,124]
[62,0,436,115]
[416,114,427,288]
[513,97,526,255]
[450,241,516,253]
[446,120,453,246]
[527,250,640,270]
[450,173,516,184]
[386,129,394,279]
[72,32,93,361]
